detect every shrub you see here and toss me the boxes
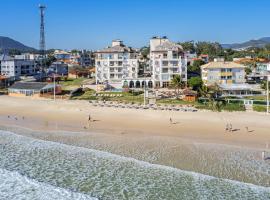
[253,105,267,112]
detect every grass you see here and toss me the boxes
[59,78,88,90]
[156,99,197,105]
[71,90,144,103]
[253,105,267,112]
[195,103,246,112]
[245,95,267,101]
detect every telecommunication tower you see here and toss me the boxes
[39,4,46,56]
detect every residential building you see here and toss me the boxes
[95,40,139,87]
[0,57,35,79]
[201,58,262,96]
[201,58,246,86]
[149,37,187,88]
[47,61,68,76]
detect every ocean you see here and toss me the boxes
[0,130,269,200]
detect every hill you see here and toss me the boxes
[222,37,270,50]
[0,36,36,52]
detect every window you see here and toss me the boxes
[162,61,168,66]
[162,68,168,73]
[227,76,232,80]
[171,61,178,66]
[163,53,167,59]
[110,61,114,66]
[118,61,123,66]
[221,76,226,80]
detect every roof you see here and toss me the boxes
[201,61,246,69]
[9,82,51,91]
[153,41,183,52]
[183,89,197,96]
[219,83,262,91]
[0,54,13,61]
[97,45,136,53]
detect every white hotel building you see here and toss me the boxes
[95,40,139,87]
[150,37,187,88]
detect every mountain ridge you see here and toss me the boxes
[0,36,36,52]
[222,37,270,50]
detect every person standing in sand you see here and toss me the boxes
[169,118,172,124]
[88,115,91,122]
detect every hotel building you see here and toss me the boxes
[95,40,139,87]
[149,37,187,88]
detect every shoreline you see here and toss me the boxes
[0,96,269,149]
[0,96,270,187]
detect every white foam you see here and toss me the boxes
[0,168,98,200]
[0,130,270,200]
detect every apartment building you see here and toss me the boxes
[150,37,187,88]
[200,59,263,96]
[201,58,246,86]
[0,57,35,79]
[95,40,139,86]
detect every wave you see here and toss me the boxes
[0,168,97,200]
[0,130,269,200]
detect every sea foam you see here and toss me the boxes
[0,130,269,200]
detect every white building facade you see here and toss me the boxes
[0,58,35,79]
[95,40,139,86]
[150,37,187,88]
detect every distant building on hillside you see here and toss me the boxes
[149,36,187,88]
[95,40,139,87]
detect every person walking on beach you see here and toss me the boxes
[229,123,232,132]
[225,123,229,132]
[88,114,91,122]
[169,117,172,124]
[245,126,249,133]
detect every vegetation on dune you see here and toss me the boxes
[253,105,267,112]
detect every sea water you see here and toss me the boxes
[0,130,269,200]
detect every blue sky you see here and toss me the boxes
[1,0,269,50]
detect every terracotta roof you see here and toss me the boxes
[201,61,246,69]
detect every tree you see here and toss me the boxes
[188,77,203,91]
[179,41,195,53]
[8,49,21,56]
[171,75,184,98]
[140,46,150,59]
[187,59,205,77]
[199,83,223,112]
[245,67,252,75]
[195,41,223,59]
[261,80,270,90]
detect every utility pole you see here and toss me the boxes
[267,75,269,114]
[54,74,56,101]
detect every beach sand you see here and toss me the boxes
[0,96,270,186]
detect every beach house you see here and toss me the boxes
[201,58,262,96]
[8,82,61,98]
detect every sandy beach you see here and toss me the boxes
[0,96,270,187]
[0,96,269,148]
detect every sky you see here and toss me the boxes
[1,0,270,50]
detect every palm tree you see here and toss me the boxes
[171,75,184,98]
[199,83,222,112]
